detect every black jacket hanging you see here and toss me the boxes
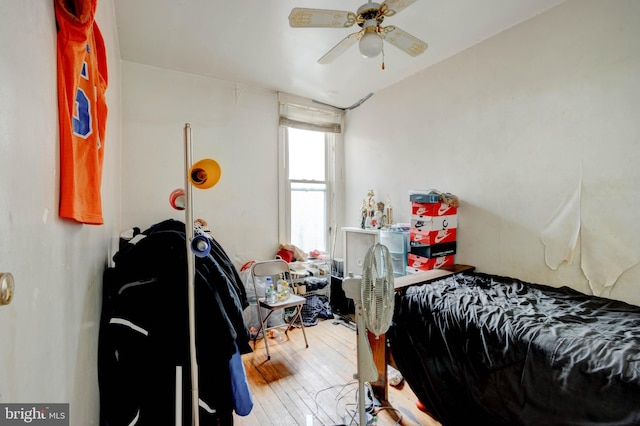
[98,219,251,426]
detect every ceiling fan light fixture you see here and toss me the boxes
[359,21,382,58]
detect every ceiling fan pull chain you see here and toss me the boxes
[378,23,385,70]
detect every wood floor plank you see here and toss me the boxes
[234,319,441,426]
[251,332,345,425]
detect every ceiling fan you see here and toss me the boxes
[288,0,428,67]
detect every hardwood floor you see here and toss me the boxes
[233,318,441,426]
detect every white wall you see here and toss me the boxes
[344,0,640,305]
[120,63,280,265]
[1,0,635,422]
[0,1,121,424]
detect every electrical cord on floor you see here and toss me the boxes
[312,380,358,423]
[334,382,358,417]
[312,380,403,426]
[343,383,378,426]
[373,406,403,425]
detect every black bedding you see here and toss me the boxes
[388,272,640,426]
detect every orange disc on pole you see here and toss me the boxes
[188,158,221,189]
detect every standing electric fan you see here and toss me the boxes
[342,243,395,425]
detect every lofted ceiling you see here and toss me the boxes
[114,0,565,109]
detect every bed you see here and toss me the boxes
[387,270,640,426]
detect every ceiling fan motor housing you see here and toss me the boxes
[357,2,384,26]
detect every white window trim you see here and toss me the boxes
[277,98,345,259]
[278,128,336,252]
[277,125,289,246]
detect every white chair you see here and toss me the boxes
[251,259,309,360]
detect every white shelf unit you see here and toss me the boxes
[343,227,379,278]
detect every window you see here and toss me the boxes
[278,93,344,257]
[287,128,329,252]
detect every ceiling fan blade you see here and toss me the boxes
[380,0,417,17]
[318,31,362,64]
[381,25,428,56]
[289,8,357,28]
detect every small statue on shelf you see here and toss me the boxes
[360,199,368,229]
[365,190,376,228]
[385,195,393,228]
[360,190,394,229]
[372,201,384,229]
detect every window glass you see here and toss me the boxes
[287,128,327,253]
[290,182,327,252]
[288,128,325,181]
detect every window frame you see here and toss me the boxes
[279,127,336,254]
[277,93,345,261]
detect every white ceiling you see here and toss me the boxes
[114,0,565,109]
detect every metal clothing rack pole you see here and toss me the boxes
[184,123,200,426]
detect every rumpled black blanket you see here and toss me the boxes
[389,272,640,426]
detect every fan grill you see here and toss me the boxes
[361,243,395,337]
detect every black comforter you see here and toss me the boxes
[389,272,640,426]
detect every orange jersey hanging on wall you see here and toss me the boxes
[55,0,108,224]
